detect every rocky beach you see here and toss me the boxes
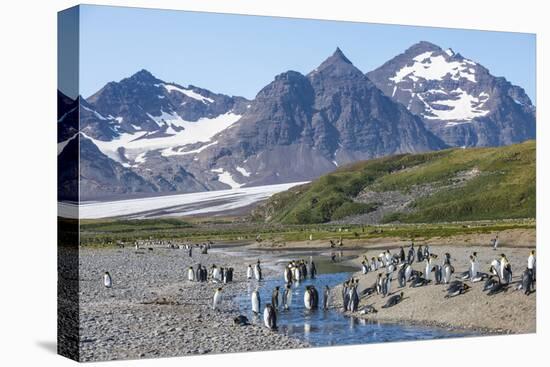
[76,247,307,362]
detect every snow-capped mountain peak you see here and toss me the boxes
[367,41,535,147]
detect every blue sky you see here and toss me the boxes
[79,5,536,102]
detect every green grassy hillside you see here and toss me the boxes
[251,140,535,224]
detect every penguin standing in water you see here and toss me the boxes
[283,284,292,310]
[309,260,317,279]
[251,289,261,314]
[271,286,280,311]
[247,264,253,280]
[254,261,262,281]
[284,265,293,284]
[342,281,350,311]
[212,288,223,311]
[311,286,319,309]
[323,285,330,311]
[348,284,359,312]
[103,271,112,288]
[300,261,308,280]
[304,286,315,310]
[187,266,195,282]
[263,304,277,330]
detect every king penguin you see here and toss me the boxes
[500,254,512,284]
[284,265,293,284]
[187,266,195,282]
[520,267,533,295]
[254,261,262,281]
[424,257,432,281]
[323,285,330,310]
[304,286,314,310]
[309,260,317,279]
[527,250,536,281]
[103,271,112,288]
[251,289,261,314]
[397,264,406,288]
[342,281,350,311]
[382,273,392,297]
[212,265,220,283]
[212,288,223,311]
[376,273,383,295]
[263,304,277,330]
[247,264,253,280]
[361,261,369,275]
[272,286,280,310]
[432,264,442,284]
[283,284,292,310]
[349,284,359,312]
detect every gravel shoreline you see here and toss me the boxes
[75,247,307,362]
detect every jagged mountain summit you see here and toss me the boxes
[367,41,536,147]
[185,48,446,188]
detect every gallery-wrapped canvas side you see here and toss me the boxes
[57,5,80,362]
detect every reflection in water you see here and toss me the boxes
[230,251,477,347]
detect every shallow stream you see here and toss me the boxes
[221,247,476,347]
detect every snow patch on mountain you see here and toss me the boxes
[236,166,251,177]
[211,168,243,189]
[81,104,109,120]
[161,83,214,104]
[134,152,147,164]
[86,112,242,161]
[423,88,490,123]
[390,51,477,83]
[161,140,218,157]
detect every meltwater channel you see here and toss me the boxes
[222,247,477,347]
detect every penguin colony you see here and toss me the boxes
[101,238,535,333]
[348,244,536,315]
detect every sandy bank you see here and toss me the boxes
[330,244,536,334]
